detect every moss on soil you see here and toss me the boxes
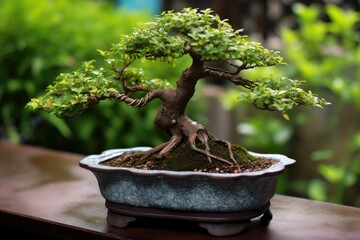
[102,140,276,173]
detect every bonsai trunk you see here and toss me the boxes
[129,58,240,168]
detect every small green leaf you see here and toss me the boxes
[282,113,290,120]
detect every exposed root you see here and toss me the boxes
[153,134,182,159]
[115,135,182,165]
[179,116,241,171]
[114,116,241,171]
[189,131,241,171]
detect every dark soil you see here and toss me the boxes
[102,140,277,173]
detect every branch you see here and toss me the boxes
[112,61,134,95]
[108,90,163,108]
[252,101,276,111]
[126,85,152,93]
[203,67,253,88]
[225,57,280,74]
[223,61,244,75]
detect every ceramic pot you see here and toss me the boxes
[80,147,295,236]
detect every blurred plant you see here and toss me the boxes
[0,0,192,154]
[226,3,360,206]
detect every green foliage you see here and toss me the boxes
[1,0,191,154]
[112,8,284,65]
[27,60,120,117]
[27,7,326,125]
[239,76,327,119]
[123,68,172,90]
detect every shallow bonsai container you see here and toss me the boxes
[80,147,295,236]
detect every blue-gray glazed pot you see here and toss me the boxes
[79,147,295,213]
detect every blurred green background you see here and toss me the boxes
[1,0,359,207]
[0,0,193,154]
[235,3,360,208]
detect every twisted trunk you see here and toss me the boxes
[129,58,240,169]
[110,58,241,169]
[154,58,204,135]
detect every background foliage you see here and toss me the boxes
[0,0,193,154]
[230,3,360,207]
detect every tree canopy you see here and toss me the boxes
[26,8,328,120]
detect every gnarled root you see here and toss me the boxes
[179,116,240,171]
[117,116,241,171]
[142,134,182,159]
[116,134,182,165]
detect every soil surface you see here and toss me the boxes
[102,140,277,173]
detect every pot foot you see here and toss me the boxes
[107,210,136,228]
[199,221,249,237]
[260,208,273,224]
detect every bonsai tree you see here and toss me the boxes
[26,8,328,172]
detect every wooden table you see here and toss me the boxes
[1,141,359,239]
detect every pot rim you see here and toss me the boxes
[79,147,295,180]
